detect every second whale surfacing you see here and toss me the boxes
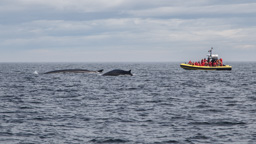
[44,69,103,74]
[103,69,133,76]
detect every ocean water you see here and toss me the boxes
[0,62,256,144]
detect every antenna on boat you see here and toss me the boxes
[207,47,213,62]
[210,47,213,57]
[208,47,213,58]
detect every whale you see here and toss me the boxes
[44,69,103,74]
[102,69,133,76]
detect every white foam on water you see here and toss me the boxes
[33,71,39,75]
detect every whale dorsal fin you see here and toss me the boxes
[97,69,104,73]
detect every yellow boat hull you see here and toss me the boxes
[180,63,232,70]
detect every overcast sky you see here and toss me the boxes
[0,0,256,62]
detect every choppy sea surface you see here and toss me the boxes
[0,62,256,144]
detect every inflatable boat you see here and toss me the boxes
[180,47,232,70]
[180,63,232,70]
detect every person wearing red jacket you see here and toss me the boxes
[213,61,217,66]
[209,61,212,66]
[220,58,223,66]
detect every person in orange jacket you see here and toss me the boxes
[217,60,220,66]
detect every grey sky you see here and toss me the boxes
[0,0,256,62]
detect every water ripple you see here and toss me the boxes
[0,62,255,143]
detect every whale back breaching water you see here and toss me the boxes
[44,69,103,74]
[103,69,133,76]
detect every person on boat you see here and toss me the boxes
[202,61,205,66]
[200,60,204,66]
[216,59,220,66]
[218,59,222,66]
[213,61,217,66]
[209,61,212,66]
[211,59,214,64]
[220,58,223,66]
[188,60,192,65]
